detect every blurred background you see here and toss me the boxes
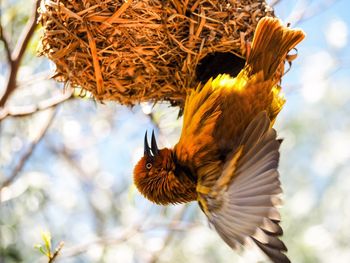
[1,0,350,262]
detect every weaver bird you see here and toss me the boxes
[134,17,305,263]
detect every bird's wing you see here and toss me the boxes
[174,79,222,165]
[197,111,290,263]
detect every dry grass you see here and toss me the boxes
[38,0,274,108]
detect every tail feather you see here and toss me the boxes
[246,17,305,80]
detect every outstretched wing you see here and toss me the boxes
[198,112,289,263]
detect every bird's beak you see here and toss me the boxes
[144,130,159,158]
[144,131,152,158]
[151,130,159,156]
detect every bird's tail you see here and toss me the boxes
[246,17,305,80]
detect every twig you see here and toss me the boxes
[48,242,64,263]
[0,108,57,192]
[0,9,12,62]
[0,0,40,108]
[58,220,196,259]
[269,0,282,7]
[12,0,40,62]
[287,0,339,26]
[61,228,140,258]
[50,144,107,236]
[148,206,189,263]
[0,90,73,121]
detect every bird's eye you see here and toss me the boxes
[146,163,152,170]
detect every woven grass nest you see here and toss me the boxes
[39,0,274,108]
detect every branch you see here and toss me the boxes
[48,242,64,263]
[0,14,12,62]
[61,228,140,258]
[269,0,282,7]
[0,0,40,108]
[0,90,73,121]
[0,108,57,192]
[12,0,40,61]
[59,220,196,259]
[287,0,339,26]
[148,206,189,263]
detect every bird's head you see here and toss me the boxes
[133,131,197,205]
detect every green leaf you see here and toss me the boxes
[41,230,52,252]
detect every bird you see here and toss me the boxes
[133,17,305,263]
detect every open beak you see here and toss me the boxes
[144,131,152,157]
[144,130,159,158]
[151,130,159,156]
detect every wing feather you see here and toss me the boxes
[200,111,290,263]
[234,171,280,191]
[174,79,222,166]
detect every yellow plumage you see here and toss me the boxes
[176,17,305,180]
[134,17,305,263]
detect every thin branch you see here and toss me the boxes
[17,70,61,87]
[59,221,196,259]
[48,242,64,263]
[0,0,40,108]
[0,90,73,121]
[12,0,40,61]
[0,13,12,62]
[269,0,282,7]
[51,145,108,236]
[61,227,140,258]
[148,206,189,263]
[287,0,339,26]
[0,108,57,192]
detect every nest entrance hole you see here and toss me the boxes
[196,52,246,83]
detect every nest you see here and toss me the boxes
[39,0,274,108]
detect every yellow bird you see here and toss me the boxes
[134,17,305,263]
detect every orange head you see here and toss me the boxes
[133,131,197,205]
